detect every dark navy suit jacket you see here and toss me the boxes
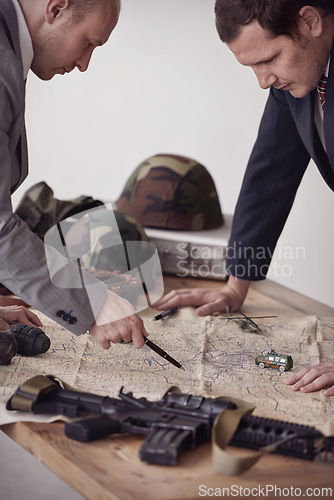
[227,45,334,280]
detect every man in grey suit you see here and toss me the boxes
[155,0,334,396]
[0,0,149,349]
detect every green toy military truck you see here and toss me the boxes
[255,348,293,372]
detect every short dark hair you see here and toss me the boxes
[70,0,120,23]
[214,0,334,42]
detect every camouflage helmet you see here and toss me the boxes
[116,154,224,230]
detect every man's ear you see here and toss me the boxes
[298,6,323,38]
[45,0,70,24]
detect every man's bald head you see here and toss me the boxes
[19,0,121,80]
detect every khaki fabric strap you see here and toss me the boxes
[8,375,76,412]
[212,405,269,476]
[211,397,327,476]
[161,388,266,475]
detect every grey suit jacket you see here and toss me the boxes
[227,44,334,280]
[0,0,105,333]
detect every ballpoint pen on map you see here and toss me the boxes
[144,337,185,370]
[154,308,178,321]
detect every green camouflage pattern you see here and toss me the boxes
[43,206,153,304]
[15,181,103,239]
[79,209,156,304]
[80,209,148,272]
[116,154,224,230]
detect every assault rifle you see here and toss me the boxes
[6,376,334,466]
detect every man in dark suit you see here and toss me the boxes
[0,0,150,350]
[154,0,334,395]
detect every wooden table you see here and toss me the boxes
[2,277,334,500]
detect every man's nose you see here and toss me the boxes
[254,68,277,90]
[75,48,94,73]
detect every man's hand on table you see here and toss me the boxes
[0,295,29,307]
[89,289,149,349]
[0,305,43,330]
[153,276,250,316]
[284,362,334,397]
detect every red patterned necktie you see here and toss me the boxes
[317,74,328,111]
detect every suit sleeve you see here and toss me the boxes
[226,87,311,280]
[0,57,106,334]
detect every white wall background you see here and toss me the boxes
[12,0,334,308]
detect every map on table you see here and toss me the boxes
[1,309,333,431]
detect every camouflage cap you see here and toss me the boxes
[45,206,161,307]
[116,154,224,230]
[80,208,148,272]
[78,209,153,304]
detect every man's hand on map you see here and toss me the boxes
[284,362,334,397]
[0,305,43,330]
[153,276,250,316]
[89,290,148,350]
